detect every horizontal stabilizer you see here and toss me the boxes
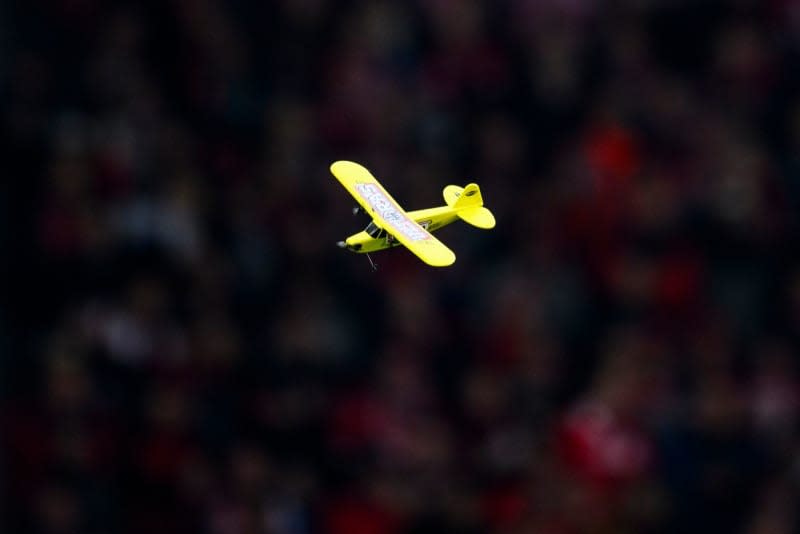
[443,183,495,229]
[458,206,495,229]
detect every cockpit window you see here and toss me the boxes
[365,222,383,238]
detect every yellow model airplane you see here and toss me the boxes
[332,160,495,267]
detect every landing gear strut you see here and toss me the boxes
[366,253,378,271]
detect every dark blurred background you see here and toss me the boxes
[3,0,800,532]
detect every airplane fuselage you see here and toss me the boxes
[339,205,460,253]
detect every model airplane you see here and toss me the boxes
[332,160,495,267]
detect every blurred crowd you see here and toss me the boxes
[4,0,800,532]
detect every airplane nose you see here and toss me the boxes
[336,241,346,248]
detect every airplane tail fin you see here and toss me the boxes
[443,183,496,229]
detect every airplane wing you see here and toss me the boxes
[330,160,456,267]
